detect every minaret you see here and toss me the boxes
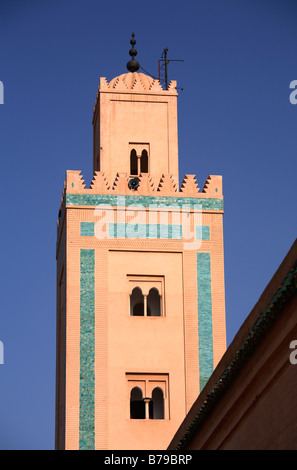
[55,34,226,450]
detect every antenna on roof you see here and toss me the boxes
[158,48,184,90]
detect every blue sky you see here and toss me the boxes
[0,0,296,450]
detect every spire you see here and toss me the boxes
[127,33,140,72]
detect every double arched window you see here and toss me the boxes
[130,287,161,316]
[130,149,149,176]
[130,386,165,419]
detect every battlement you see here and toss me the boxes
[64,170,222,197]
[56,171,223,236]
[93,73,177,117]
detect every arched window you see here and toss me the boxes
[130,287,144,316]
[140,149,148,173]
[147,288,161,317]
[149,387,164,419]
[130,387,145,419]
[130,149,138,175]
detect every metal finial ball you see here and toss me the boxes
[129,47,137,58]
[127,33,139,72]
[127,59,139,73]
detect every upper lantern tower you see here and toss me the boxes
[92,34,179,186]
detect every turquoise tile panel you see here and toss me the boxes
[196,225,210,240]
[171,224,183,239]
[147,223,158,239]
[197,252,213,391]
[80,249,95,450]
[126,222,147,239]
[66,193,223,211]
[80,222,95,236]
[108,223,183,240]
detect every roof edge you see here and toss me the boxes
[169,238,297,450]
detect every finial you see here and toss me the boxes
[127,32,140,73]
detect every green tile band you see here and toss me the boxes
[197,252,213,391]
[66,193,223,211]
[109,223,183,239]
[80,222,209,241]
[80,249,95,450]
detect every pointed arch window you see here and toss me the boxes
[147,288,161,317]
[130,149,138,176]
[149,387,165,419]
[140,149,148,173]
[130,387,145,419]
[130,287,144,316]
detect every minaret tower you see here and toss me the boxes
[55,34,226,450]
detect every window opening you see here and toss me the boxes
[130,149,138,176]
[150,387,164,419]
[127,374,168,420]
[130,287,144,316]
[130,387,145,419]
[140,149,148,173]
[147,288,161,317]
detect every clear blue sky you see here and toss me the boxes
[0,0,296,450]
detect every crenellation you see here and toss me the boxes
[167,80,177,91]
[112,172,130,194]
[137,173,155,195]
[90,171,110,193]
[157,174,178,194]
[95,73,177,96]
[66,170,86,192]
[61,170,223,200]
[202,175,223,197]
[131,76,145,91]
[180,174,200,194]
[149,79,164,92]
